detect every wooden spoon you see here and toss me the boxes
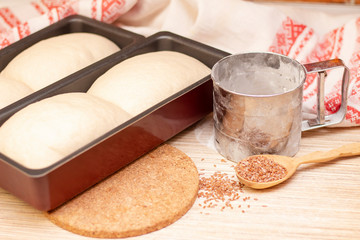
[235,142,360,189]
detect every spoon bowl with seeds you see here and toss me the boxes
[235,142,360,189]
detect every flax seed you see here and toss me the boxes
[235,155,287,183]
[198,170,252,212]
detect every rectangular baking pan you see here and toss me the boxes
[0,14,143,111]
[0,15,143,70]
[0,31,230,211]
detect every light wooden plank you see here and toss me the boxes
[0,116,360,239]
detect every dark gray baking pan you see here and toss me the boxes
[0,14,143,113]
[0,31,230,211]
[0,14,143,71]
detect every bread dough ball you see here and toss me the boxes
[87,51,210,116]
[0,75,33,109]
[1,33,120,91]
[0,92,131,169]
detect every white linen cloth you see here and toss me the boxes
[0,0,359,127]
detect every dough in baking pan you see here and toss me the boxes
[87,51,211,116]
[0,92,131,169]
[0,75,33,109]
[1,32,120,91]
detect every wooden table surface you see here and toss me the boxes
[1,114,360,240]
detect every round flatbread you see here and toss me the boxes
[46,144,199,238]
[0,92,131,169]
[1,32,120,91]
[87,51,210,116]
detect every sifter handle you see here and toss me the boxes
[301,59,350,131]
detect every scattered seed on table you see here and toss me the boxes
[198,170,251,212]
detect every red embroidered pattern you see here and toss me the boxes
[40,0,70,9]
[325,91,342,114]
[101,0,125,23]
[344,18,360,123]
[269,17,307,56]
[305,27,343,64]
[346,105,360,125]
[302,25,345,109]
[302,74,317,102]
[55,4,76,20]
[17,22,31,39]
[334,26,344,57]
[293,28,314,59]
[0,37,10,49]
[0,1,132,49]
[31,1,46,15]
[0,7,21,28]
[91,0,97,19]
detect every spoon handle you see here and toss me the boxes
[295,142,360,166]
